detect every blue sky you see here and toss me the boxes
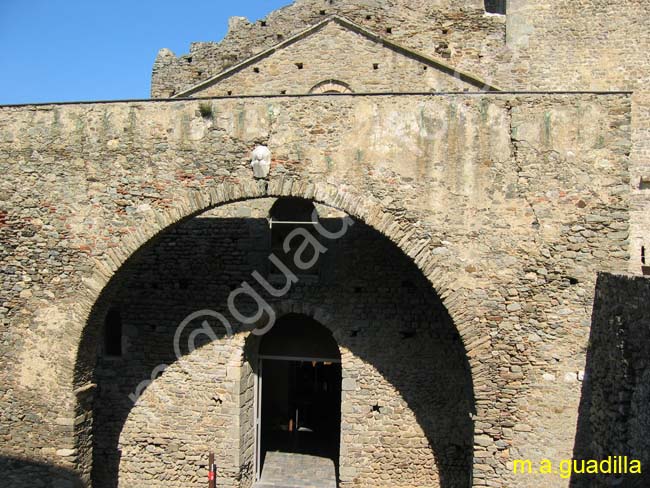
[0,0,292,105]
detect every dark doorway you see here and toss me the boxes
[261,360,342,459]
[257,314,342,478]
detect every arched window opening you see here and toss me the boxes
[269,198,320,276]
[104,308,123,357]
[309,80,353,94]
[485,0,506,14]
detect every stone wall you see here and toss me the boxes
[151,0,504,98]
[572,273,650,487]
[499,0,650,277]
[179,19,485,98]
[0,92,632,487]
[150,0,650,277]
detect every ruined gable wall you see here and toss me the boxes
[191,21,480,98]
[151,0,505,98]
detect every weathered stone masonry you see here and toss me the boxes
[572,273,650,488]
[151,0,650,275]
[0,92,632,487]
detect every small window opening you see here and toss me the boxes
[485,0,506,14]
[280,89,287,94]
[186,56,193,63]
[295,62,304,69]
[642,246,646,265]
[371,404,382,413]
[373,63,379,70]
[260,20,267,27]
[227,90,233,96]
[386,27,392,34]
[254,67,260,73]
[366,15,372,20]
[104,308,123,357]
[320,9,326,15]
[277,34,284,41]
[442,29,449,35]
[400,330,416,340]
[269,198,320,276]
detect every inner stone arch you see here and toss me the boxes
[81,194,474,488]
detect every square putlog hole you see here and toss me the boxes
[640,176,650,190]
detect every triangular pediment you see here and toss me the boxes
[175,15,499,97]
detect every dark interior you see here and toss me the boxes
[261,360,342,462]
[259,314,342,473]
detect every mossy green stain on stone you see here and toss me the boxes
[75,114,85,132]
[102,110,112,134]
[267,104,276,125]
[480,99,490,122]
[418,106,437,141]
[52,108,61,129]
[544,112,552,144]
[449,103,457,120]
[128,107,137,137]
[180,112,191,142]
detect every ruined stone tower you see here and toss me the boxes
[1,1,649,487]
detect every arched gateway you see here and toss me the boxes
[79,192,475,488]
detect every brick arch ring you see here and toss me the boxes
[70,176,489,478]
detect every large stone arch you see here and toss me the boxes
[70,176,492,485]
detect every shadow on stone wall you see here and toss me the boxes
[0,455,84,488]
[571,273,650,488]
[77,213,475,488]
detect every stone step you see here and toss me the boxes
[255,451,337,488]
